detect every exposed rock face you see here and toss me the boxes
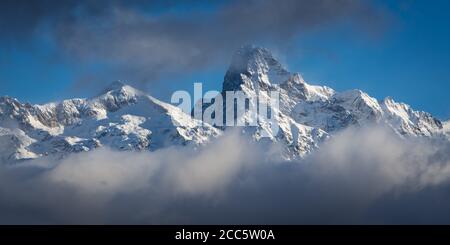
[218,46,442,158]
[0,46,445,163]
[0,82,220,163]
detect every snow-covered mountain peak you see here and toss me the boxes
[104,80,128,90]
[223,45,291,91]
[217,46,335,158]
[0,82,221,163]
[379,96,443,136]
[221,46,334,107]
[333,89,383,114]
[0,46,447,164]
[229,45,287,73]
[0,96,22,115]
[92,81,157,114]
[98,80,140,98]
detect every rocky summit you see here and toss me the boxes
[0,46,446,163]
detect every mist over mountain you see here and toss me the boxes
[0,46,446,163]
[0,46,449,224]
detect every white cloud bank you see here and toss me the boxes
[1,127,450,224]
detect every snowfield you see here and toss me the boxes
[0,45,446,163]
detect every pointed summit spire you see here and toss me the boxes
[95,80,142,102]
[223,45,291,91]
[104,80,128,91]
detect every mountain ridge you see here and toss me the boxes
[0,83,220,163]
[0,45,446,163]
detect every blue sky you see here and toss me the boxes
[0,0,449,119]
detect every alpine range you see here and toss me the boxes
[2,0,450,227]
[0,46,447,163]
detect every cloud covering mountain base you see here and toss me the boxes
[1,126,450,224]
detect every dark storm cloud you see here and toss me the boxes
[0,0,388,86]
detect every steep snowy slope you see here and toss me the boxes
[292,89,383,132]
[0,82,220,163]
[292,91,442,136]
[217,45,443,158]
[380,97,442,136]
[0,127,38,163]
[0,45,446,163]
[201,45,445,159]
[217,45,333,158]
